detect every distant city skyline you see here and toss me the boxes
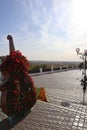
[0,0,87,61]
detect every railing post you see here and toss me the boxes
[40,68,43,74]
[67,65,68,71]
[51,65,54,72]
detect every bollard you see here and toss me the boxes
[67,66,68,71]
[40,68,43,74]
[51,65,54,72]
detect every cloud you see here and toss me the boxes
[13,0,75,60]
[1,0,87,61]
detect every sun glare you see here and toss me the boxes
[71,0,87,33]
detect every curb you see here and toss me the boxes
[30,69,75,76]
[0,109,31,130]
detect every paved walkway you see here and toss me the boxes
[11,101,87,130]
[1,70,87,130]
[10,70,87,130]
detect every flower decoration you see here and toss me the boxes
[1,50,36,116]
[1,51,29,75]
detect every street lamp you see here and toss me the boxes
[76,48,87,105]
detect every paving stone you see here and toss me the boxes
[11,101,87,130]
[1,70,87,130]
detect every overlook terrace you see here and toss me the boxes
[29,61,81,74]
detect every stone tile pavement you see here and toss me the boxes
[1,70,87,130]
[11,101,87,130]
[11,70,87,130]
[46,89,87,113]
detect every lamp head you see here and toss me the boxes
[76,48,80,55]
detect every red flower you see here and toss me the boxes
[0,50,36,115]
[13,90,19,95]
[1,50,29,75]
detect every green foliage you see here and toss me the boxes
[36,88,41,98]
[29,63,51,73]
[78,62,87,69]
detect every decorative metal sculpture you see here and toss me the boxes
[0,35,36,116]
[7,35,15,52]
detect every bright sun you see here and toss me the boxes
[71,0,87,33]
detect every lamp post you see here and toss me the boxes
[76,48,87,105]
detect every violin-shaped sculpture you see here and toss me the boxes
[0,35,36,116]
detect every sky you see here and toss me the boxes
[0,0,87,61]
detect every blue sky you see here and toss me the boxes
[0,0,87,61]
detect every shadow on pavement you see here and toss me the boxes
[0,118,10,130]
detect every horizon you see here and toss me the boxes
[0,0,87,61]
[30,60,81,65]
[30,59,81,62]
